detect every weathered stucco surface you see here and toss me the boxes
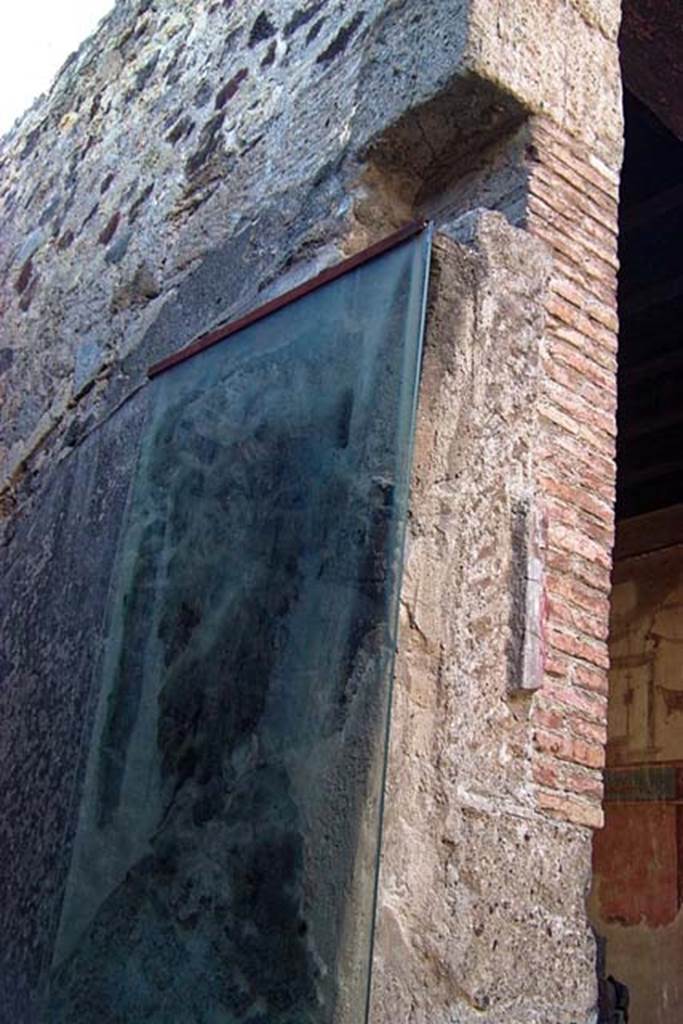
[372,219,597,1024]
[468,0,622,162]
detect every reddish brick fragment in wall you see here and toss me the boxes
[575,663,610,696]
[546,521,612,572]
[531,119,620,201]
[545,358,616,416]
[534,728,606,769]
[532,221,618,293]
[539,681,608,723]
[547,625,610,671]
[545,566,611,618]
[530,198,619,278]
[547,592,609,643]
[551,250,617,308]
[548,320,617,375]
[545,379,617,440]
[527,115,617,828]
[539,791,604,829]
[568,715,608,746]
[533,755,604,800]
[546,548,611,598]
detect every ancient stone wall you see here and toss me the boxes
[0,0,623,1020]
[0,0,621,515]
[372,219,599,1024]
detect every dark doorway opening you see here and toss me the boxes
[616,90,683,520]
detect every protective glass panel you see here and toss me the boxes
[48,230,431,1023]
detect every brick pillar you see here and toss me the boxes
[526,115,620,829]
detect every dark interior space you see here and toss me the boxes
[617,89,683,520]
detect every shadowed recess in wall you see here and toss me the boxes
[46,231,431,1023]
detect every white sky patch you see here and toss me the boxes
[0,0,116,136]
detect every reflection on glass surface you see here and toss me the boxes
[48,231,432,1023]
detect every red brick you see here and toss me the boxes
[544,495,613,549]
[545,292,618,352]
[539,398,616,463]
[530,217,618,283]
[569,715,608,746]
[547,624,610,670]
[546,519,611,570]
[538,436,616,499]
[542,467,615,517]
[534,728,605,768]
[545,567,611,620]
[547,318,617,374]
[539,477,614,529]
[587,152,620,192]
[535,708,565,733]
[534,728,572,759]
[538,790,604,829]
[540,682,608,723]
[543,367,618,439]
[550,276,618,333]
[530,162,618,237]
[551,251,617,309]
[529,195,618,275]
[533,756,604,800]
[574,663,610,696]
[539,407,616,463]
[545,651,571,679]
[545,358,616,416]
[546,309,619,358]
[539,402,580,439]
[547,594,609,643]
[530,178,617,257]
[538,433,616,488]
[561,764,604,800]
[531,120,620,202]
[546,547,610,597]
[534,758,561,788]
[530,219,618,291]
[546,336,616,392]
[528,205,618,272]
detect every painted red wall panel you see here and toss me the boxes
[593,803,679,927]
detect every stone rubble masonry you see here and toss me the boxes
[526,114,620,832]
[0,0,622,522]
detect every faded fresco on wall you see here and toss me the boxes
[592,543,683,1024]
